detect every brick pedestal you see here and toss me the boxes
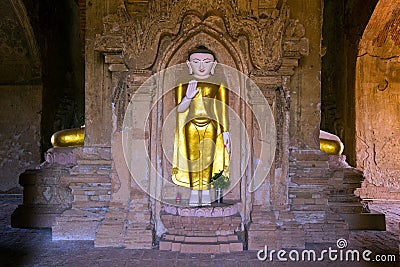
[11,148,76,229]
[289,150,349,244]
[11,167,72,229]
[159,204,243,253]
[247,207,305,250]
[52,147,112,240]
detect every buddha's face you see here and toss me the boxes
[187,52,217,79]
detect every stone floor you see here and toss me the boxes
[0,195,398,266]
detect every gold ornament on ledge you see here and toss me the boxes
[51,126,85,147]
[319,130,344,155]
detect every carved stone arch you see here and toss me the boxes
[156,22,247,74]
[155,27,250,201]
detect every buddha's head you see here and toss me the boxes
[187,45,217,79]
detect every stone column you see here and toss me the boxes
[287,0,322,149]
[52,0,120,240]
[93,62,155,248]
[84,0,119,146]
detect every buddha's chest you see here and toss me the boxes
[192,83,219,98]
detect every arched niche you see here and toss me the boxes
[154,31,251,203]
[93,0,308,244]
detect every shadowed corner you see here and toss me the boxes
[0,246,30,266]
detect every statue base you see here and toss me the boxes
[159,201,243,253]
[162,201,239,217]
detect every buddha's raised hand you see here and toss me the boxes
[186,80,198,99]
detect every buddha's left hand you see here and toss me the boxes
[222,132,231,154]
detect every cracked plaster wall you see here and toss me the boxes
[0,0,42,192]
[355,0,400,199]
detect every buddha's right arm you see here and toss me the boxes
[176,83,187,112]
[176,83,190,112]
[177,96,191,112]
[176,81,198,113]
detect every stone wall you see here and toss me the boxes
[287,0,322,150]
[320,0,400,200]
[0,0,85,192]
[16,0,372,251]
[0,85,42,192]
[355,0,400,200]
[22,0,85,152]
[52,0,120,241]
[0,0,42,192]
[321,0,378,165]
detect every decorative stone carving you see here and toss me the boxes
[95,0,307,73]
[163,203,239,217]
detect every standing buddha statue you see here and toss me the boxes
[171,45,231,206]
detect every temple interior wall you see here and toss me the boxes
[0,0,85,192]
[320,0,400,200]
[0,0,42,192]
[1,0,400,212]
[321,0,378,165]
[0,0,394,250]
[355,0,400,199]
[286,0,322,150]
[0,85,42,192]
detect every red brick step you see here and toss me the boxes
[159,233,243,253]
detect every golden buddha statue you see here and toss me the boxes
[319,130,344,155]
[51,126,85,147]
[172,46,230,206]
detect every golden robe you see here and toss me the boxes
[172,78,230,190]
